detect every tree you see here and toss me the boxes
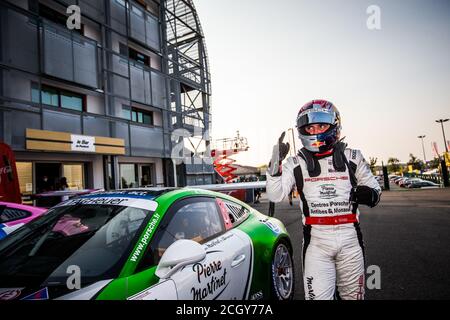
[428,157,440,170]
[369,157,378,175]
[408,153,424,171]
[387,157,401,174]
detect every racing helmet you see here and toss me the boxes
[296,100,341,153]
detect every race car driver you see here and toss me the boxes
[266,99,381,300]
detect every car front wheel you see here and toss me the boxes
[270,242,294,300]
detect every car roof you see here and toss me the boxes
[0,201,47,213]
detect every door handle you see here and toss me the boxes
[231,254,246,268]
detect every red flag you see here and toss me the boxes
[0,142,21,203]
[431,142,439,158]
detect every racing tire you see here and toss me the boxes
[270,241,295,300]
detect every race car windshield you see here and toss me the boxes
[0,204,152,287]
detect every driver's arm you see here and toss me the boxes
[266,156,296,203]
[351,149,381,207]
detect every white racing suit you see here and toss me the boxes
[266,147,381,300]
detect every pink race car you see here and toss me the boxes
[0,202,47,240]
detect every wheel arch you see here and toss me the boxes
[237,212,293,300]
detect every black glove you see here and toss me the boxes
[278,131,290,162]
[268,132,290,176]
[350,186,380,207]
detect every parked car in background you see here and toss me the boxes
[398,178,413,187]
[389,175,400,182]
[0,202,47,240]
[407,181,440,189]
[402,178,423,188]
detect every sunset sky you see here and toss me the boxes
[195,0,450,166]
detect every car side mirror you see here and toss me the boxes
[155,239,206,279]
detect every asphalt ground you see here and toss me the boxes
[250,187,450,300]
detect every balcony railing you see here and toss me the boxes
[129,1,161,51]
[111,0,161,51]
[128,61,168,109]
[41,20,99,89]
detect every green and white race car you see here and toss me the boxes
[0,188,294,300]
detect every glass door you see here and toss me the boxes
[139,164,154,187]
[63,164,84,190]
[16,162,33,204]
[120,164,138,189]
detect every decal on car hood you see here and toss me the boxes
[0,223,24,239]
[0,288,24,300]
[21,287,49,300]
[259,218,281,235]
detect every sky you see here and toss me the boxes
[194,0,450,167]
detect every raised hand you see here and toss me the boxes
[268,131,290,176]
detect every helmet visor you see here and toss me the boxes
[297,111,336,128]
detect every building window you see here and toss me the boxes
[132,108,153,125]
[122,105,132,120]
[132,50,150,66]
[16,162,33,200]
[140,164,154,187]
[120,164,138,189]
[32,83,85,112]
[63,164,84,190]
[122,105,153,125]
[120,43,150,67]
[31,88,41,105]
[41,86,59,107]
[60,92,84,111]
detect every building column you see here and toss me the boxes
[103,155,109,190]
[110,155,119,189]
